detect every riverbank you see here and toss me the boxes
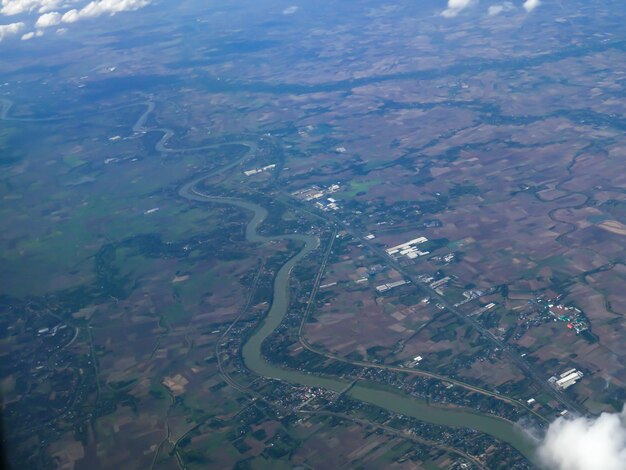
[177,185,538,462]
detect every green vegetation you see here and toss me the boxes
[340,180,380,198]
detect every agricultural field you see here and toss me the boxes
[3,0,626,468]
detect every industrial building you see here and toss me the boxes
[386,237,429,260]
[429,276,451,290]
[548,368,584,390]
[375,279,410,293]
[243,163,276,176]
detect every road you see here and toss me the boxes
[298,410,487,470]
[295,226,547,424]
[177,190,536,460]
[280,193,587,417]
[152,103,538,462]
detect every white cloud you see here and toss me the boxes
[537,408,626,470]
[441,0,474,18]
[61,0,150,23]
[488,2,514,16]
[0,0,67,15]
[21,28,42,39]
[0,20,24,41]
[523,0,540,13]
[0,0,152,42]
[35,10,60,27]
[1,0,37,15]
[60,8,77,21]
[282,5,298,15]
[487,5,502,15]
[38,0,65,12]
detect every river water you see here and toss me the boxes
[176,184,537,461]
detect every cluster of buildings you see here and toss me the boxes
[547,303,589,334]
[292,183,342,211]
[292,183,341,201]
[415,273,454,295]
[430,253,455,265]
[243,163,276,176]
[469,302,496,317]
[314,197,340,212]
[37,324,68,337]
[385,237,430,260]
[405,355,424,368]
[454,289,485,307]
[429,276,451,291]
[549,368,584,391]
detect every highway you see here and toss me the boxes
[295,224,548,424]
[281,193,587,417]
[178,189,537,460]
[363,238,586,416]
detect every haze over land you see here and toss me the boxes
[1,1,626,469]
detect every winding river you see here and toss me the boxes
[178,167,537,462]
[1,95,537,462]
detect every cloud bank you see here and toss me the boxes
[441,0,540,18]
[537,408,626,470]
[1,0,153,41]
[61,0,150,23]
[441,0,474,18]
[0,20,23,40]
[523,0,540,13]
[488,1,514,16]
[35,10,60,27]
[0,0,68,15]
